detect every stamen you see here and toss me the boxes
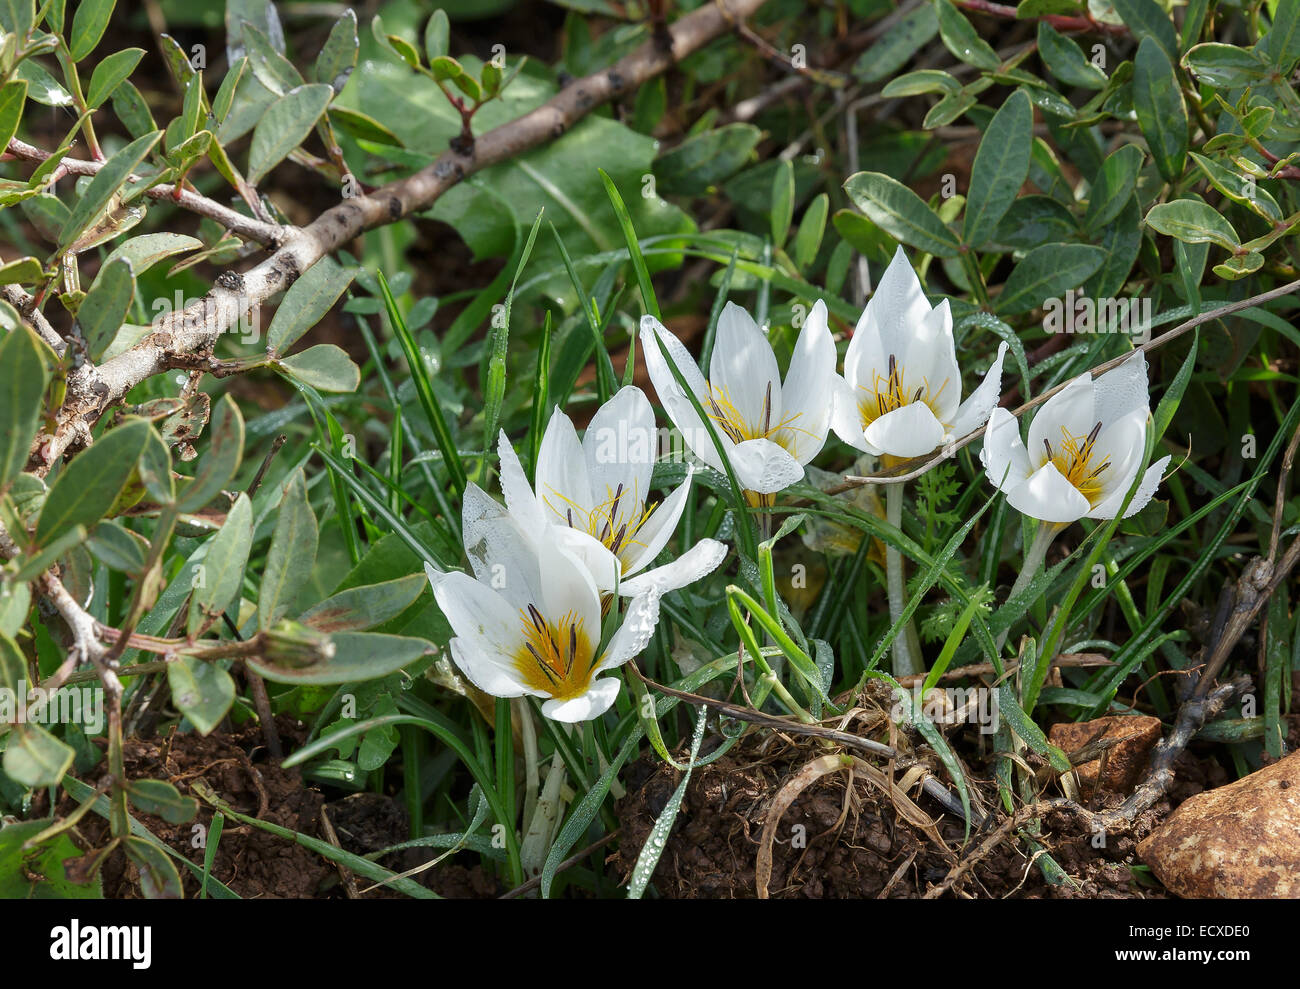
[525,642,559,685]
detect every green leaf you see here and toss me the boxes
[176,394,243,512]
[627,705,707,898]
[3,723,74,788]
[35,418,149,546]
[266,256,356,354]
[1191,152,1283,221]
[1181,42,1272,88]
[770,158,794,248]
[653,123,761,195]
[995,243,1106,315]
[0,255,43,285]
[86,519,149,573]
[1260,0,1300,70]
[247,83,333,183]
[1036,22,1107,89]
[68,0,115,61]
[963,89,1032,246]
[57,131,161,252]
[1152,328,1197,442]
[0,327,49,495]
[0,818,103,898]
[0,79,27,153]
[86,47,145,108]
[1133,36,1187,183]
[123,836,182,898]
[168,657,235,735]
[1109,0,1179,61]
[1144,198,1240,249]
[242,19,304,95]
[934,0,1000,69]
[276,344,361,393]
[844,171,960,257]
[102,232,203,273]
[16,60,72,106]
[259,469,318,630]
[599,168,660,318]
[853,4,938,83]
[881,69,961,97]
[126,779,199,824]
[316,8,358,93]
[299,574,428,633]
[1084,143,1144,231]
[998,682,1071,771]
[424,8,450,62]
[0,630,25,692]
[0,0,35,38]
[187,492,252,635]
[247,631,432,685]
[78,257,135,361]
[793,193,829,270]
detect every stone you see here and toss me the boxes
[1048,715,1162,794]
[1138,750,1300,898]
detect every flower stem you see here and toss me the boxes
[996,522,1059,652]
[885,481,922,677]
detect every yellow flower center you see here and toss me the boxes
[704,380,807,450]
[544,481,657,568]
[513,604,596,700]
[857,353,949,429]
[1043,420,1111,504]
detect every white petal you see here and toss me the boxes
[497,430,545,533]
[1029,374,1095,470]
[901,299,961,423]
[639,316,723,472]
[595,590,662,674]
[858,246,933,362]
[949,341,1008,437]
[619,473,692,575]
[1087,455,1170,520]
[709,302,781,433]
[541,678,622,723]
[1006,462,1092,524]
[535,535,603,645]
[535,406,594,527]
[775,299,836,465]
[1092,351,1150,425]
[981,407,1031,492]
[728,437,805,493]
[619,538,727,596]
[460,483,542,609]
[433,572,534,698]
[551,527,621,596]
[583,385,655,515]
[862,401,946,458]
[829,375,873,453]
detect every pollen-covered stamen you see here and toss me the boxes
[543,481,658,566]
[1044,419,1112,504]
[514,606,595,699]
[856,354,950,429]
[703,380,813,451]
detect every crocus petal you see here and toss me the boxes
[728,437,805,493]
[534,536,602,646]
[949,341,1008,437]
[1091,351,1150,425]
[497,430,546,533]
[619,473,692,575]
[901,299,961,424]
[618,538,727,597]
[551,527,621,596]
[981,407,1031,492]
[862,401,946,459]
[535,406,593,525]
[1087,455,1171,520]
[1006,461,1092,524]
[593,591,662,675]
[433,571,537,698]
[1028,374,1095,470]
[583,385,655,512]
[857,246,934,362]
[709,302,782,432]
[541,678,622,723]
[775,299,836,464]
[639,316,725,472]
[460,483,542,609]
[830,376,873,453]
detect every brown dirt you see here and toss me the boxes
[612,729,1187,899]
[66,717,497,899]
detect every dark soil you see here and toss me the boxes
[611,728,1236,899]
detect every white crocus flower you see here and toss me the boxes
[639,300,837,494]
[496,387,727,597]
[981,352,1170,525]
[831,246,1008,459]
[425,484,661,723]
